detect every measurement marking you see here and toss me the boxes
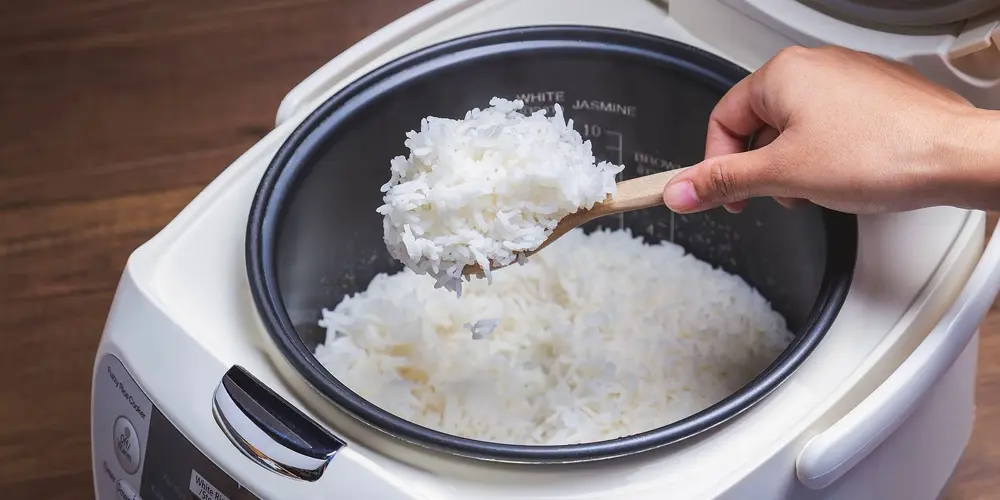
[604,130,625,230]
[605,130,624,166]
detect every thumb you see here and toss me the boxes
[663,148,775,213]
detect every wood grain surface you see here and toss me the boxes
[0,2,997,499]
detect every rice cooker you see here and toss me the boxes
[91,0,1000,499]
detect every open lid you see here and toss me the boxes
[671,0,1000,109]
[802,0,999,28]
[797,0,1000,82]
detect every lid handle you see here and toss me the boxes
[796,215,1000,489]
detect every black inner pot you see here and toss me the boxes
[247,26,858,463]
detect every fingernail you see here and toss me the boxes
[664,181,699,212]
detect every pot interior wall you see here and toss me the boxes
[273,48,829,351]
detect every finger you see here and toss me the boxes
[720,124,779,215]
[724,200,749,213]
[664,147,776,213]
[774,197,809,209]
[751,126,780,151]
[704,73,766,159]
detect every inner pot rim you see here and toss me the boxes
[246,25,859,463]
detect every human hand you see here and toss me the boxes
[662,45,1000,214]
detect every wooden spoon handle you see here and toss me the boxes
[592,166,691,217]
[537,166,690,255]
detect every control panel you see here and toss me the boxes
[93,354,263,500]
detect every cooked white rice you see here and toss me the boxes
[376,97,624,295]
[463,318,501,340]
[315,228,792,446]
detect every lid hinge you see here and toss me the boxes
[948,12,1000,60]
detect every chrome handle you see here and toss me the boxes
[212,366,345,481]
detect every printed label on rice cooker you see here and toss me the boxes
[509,90,639,119]
[571,98,638,118]
[513,90,565,104]
[513,90,566,114]
[190,469,231,500]
[633,151,683,175]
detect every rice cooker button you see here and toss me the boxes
[113,416,141,475]
[116,480,141,500]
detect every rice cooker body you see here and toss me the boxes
[246,25,859,463]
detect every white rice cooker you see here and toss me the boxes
[91,1,1000,499]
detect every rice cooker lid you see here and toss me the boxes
[801,0,999,27]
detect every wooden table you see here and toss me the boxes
[0,2,997,498]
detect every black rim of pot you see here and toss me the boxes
[246,25,859,463]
